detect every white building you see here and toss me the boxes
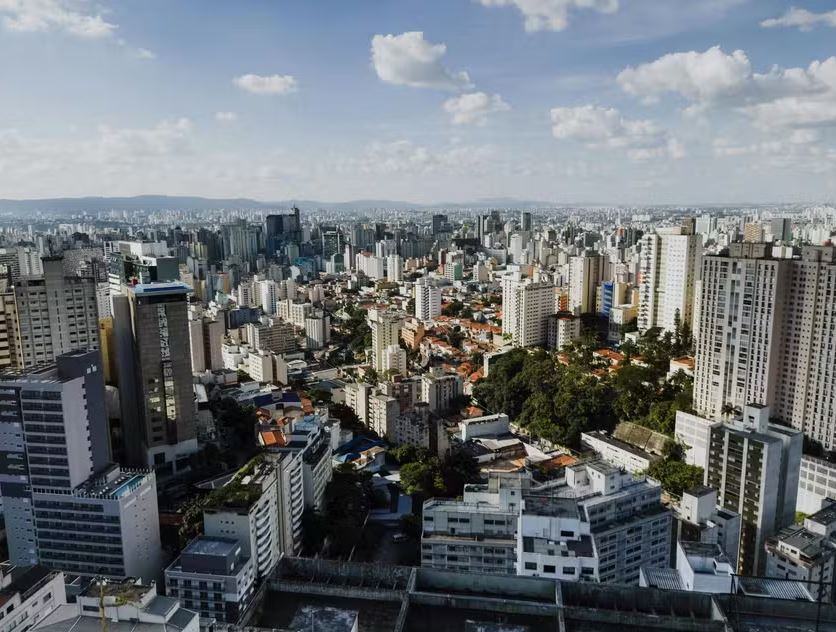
[423,461,670,585]
[0,565,65,632]
[675,410,723,470]
[367,309,404,372]
[638,228,702,334]
[546,313,580,350]
[580,430,660,473]
[676,486,741,567]
[694,245,836,451]
[414,277,441,321]
[641,541,734,594]
[304,311,330,350]
[502,272,556,347]
[569,251,606,314]
[421,371,463,413]
[203,459,281,579]
[386,254,403,282]
[368,394,400,436]
[35,579,198,632]
[797,456,836,515]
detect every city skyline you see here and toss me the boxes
[0,0,835,204]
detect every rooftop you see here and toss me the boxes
[182,536,240,558]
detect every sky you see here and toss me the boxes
[0,0,835,205]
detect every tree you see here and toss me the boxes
[440,450,481,496]
[647,459,704,497]
[329,402,367,435]
[400,460,444,496]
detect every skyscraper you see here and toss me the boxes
[13,257,100,368]
[120,283,197,472]
[265,207,302,256]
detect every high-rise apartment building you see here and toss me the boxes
[569,251,606,314]
[203,459,281,579]
[638,228,702,333]
[694,244,836,449]
[501,272,555,347]
[705,404,802,576]
[367,309,404,372]
[246,318,297,355]
[414,277,441,321]
[13,257,100,368]
[304,311,330,350]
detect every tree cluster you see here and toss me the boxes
[472,341,694,449]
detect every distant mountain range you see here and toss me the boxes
[0,195,560,215]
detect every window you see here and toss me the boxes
[543,565,556,574]
[524,562,537,570]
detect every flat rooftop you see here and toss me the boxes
[183,536,240,558]
[521,493,580,519]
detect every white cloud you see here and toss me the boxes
[618,47,836,130]
[549,105,683,160]
[443,92,510,125]
[215,111,238,123]
[136,47,156,60]
[476,0,619,32]
[371,32,471,90]
[0,0,117,38]
[234,74,298,95]
[94,118,194,161]
[761,7,836,31]
[337,140,496,176]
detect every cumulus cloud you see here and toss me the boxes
[476,0,619,32]
[136,47,156,60]
[234,74,298,95]
[618,47,836,129]
[550,105,683,160]
[215,111,238,123]
[443,92,510,125]
[0,0,117,38]
[371,32,471,90]
[761,7,836,31]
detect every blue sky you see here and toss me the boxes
[0,0,835,204]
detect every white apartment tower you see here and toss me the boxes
[638,227,702,333]
[367,309,404,372]
[569,251,606,314]
[414,277,441,321]
[694,244,836,450]
[501,272,556,347]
